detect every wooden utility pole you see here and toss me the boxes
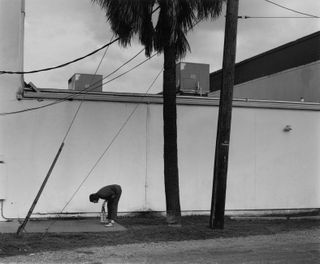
[209,0,239,229]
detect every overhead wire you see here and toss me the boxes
[78,48,150,94]
[238,0,320,19]
[0,48,147,116]
[101,52,158,88]
[0,38,120,75]
[0,100,63,116]
[264,0,320,18]
[238,16,320,19]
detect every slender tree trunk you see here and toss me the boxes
[163,43,181,224]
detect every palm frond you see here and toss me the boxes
[93,0,225,58]
[175,29,190,58]
[195,0,225,19]
[139,1,156,57]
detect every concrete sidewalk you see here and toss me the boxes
[0,218,126,234]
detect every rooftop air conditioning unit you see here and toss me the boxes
[176,62,209,95]
[68,73,103,92]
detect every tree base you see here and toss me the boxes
[166,213,181,225]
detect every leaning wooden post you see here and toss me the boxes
[209,0,239,229]
[16,143,65,236]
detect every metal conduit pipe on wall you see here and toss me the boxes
[0,156,10,222]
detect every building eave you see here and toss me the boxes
[21,87,320,111]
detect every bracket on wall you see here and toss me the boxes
[283,125,292,132]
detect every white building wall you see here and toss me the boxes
[2,101,150,217]
[227,108,320,210]
[0,0,25,217]
[1,94,320,218]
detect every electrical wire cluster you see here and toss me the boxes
[0,48,157,116]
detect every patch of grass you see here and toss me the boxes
[0,215,319,258]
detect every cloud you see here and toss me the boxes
[182,19,225,72]
[24,0,320,92]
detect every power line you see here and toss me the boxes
[88,48,146,92]
[0,48,147,116]
[238,15,320,19]
[264,0,320,18]
[0,100,62,116]
[0,38,120,75]
[101,52,158,88]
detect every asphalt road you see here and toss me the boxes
[1,228,319,263]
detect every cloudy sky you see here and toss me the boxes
[24,0,320,94]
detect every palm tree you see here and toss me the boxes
[93,0,224,224]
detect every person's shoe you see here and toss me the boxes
[104,222,113,227]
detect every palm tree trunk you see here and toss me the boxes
[163,43,181,224]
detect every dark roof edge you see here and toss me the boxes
[237,31,318,69]
[210,31,320,91]
[213,31,320,75]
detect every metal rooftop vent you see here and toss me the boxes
[176,62,210,96]
[68,73,103,92]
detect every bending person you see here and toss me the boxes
[89,184,122,227]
